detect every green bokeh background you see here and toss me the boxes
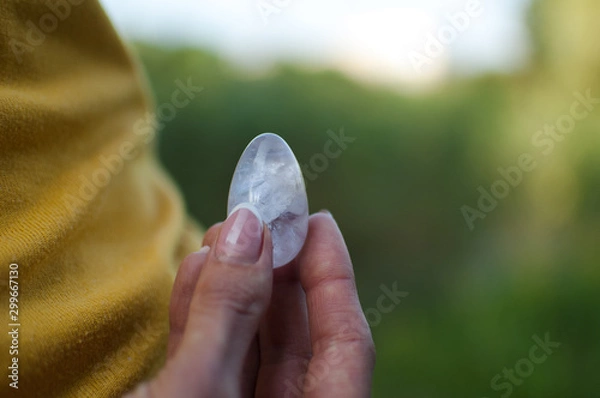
[134,0,600,396]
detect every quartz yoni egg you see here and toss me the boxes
[227,133,309,268]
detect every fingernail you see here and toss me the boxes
[196,246,210,255]
[320,209,332,216]
[216,203,264,264]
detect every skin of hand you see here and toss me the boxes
[125,208,375,398]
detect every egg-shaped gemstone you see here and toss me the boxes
[227,133,309,268]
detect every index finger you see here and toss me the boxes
[298,213,375,397]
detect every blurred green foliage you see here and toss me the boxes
[134,0,600,396]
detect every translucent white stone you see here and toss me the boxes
[227,133,309,268]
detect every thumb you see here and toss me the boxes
[139,204,273,397]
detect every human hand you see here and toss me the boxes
[126,207,375,397]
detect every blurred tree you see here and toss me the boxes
[131,1,600,395]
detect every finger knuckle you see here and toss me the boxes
[206,281,267,319]
[334,321,376,361]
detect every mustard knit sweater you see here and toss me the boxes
[0,1,203,396]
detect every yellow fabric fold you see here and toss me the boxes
[0,1,203,396]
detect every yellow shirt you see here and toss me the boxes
[0,1,203,396]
